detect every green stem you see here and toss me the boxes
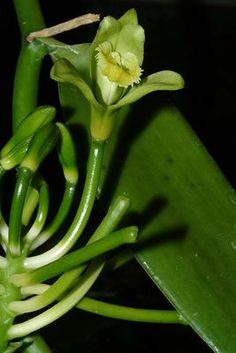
[30,181,77,252]
[22,187,39,226]
[13,0,45,36]
[8,167,33,257]
[105,248,135,272]
[11,268,81,314]
[77,297,187,325]
[0,259,22,352]
[0,167,8,250]
[13,0,47,131]
[87,195,130,244]
[12,226,138,286]
[13,208,130,316]
[0,217,8,251]
[21,284,49,297]
[12,41,47,132]
[24,140,104,269]
[23,181,49,251]
[8,260,105,339]
[10,196,131,313]
[22,335,52,353]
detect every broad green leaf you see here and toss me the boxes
[103,107,236,353]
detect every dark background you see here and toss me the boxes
[1,1,236,352]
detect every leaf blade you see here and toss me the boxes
[105,106,236,353]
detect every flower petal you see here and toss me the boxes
[90,9,145,71]
[50,58,101,110]
[116,24,145,66]
[112,70,185,109]
[118,8,138,26]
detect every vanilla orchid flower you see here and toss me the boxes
[51,9,184,141]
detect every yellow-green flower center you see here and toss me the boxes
[96,41,142,88]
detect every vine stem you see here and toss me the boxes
[13,0,45,36]
[12,0,47,131]
[77,298,187,325]
[24,139,105,269]
[8,2,52,352]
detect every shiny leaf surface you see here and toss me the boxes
[103,106,236,353]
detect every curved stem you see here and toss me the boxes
[0,217,8,251]
[77,297,187,325]
[24,140,104,269]
[21,284,49,297]
[22,335,52,353]
[11,268,81,314]
[8,260,104,339]
[87,195,130,244]
[30,181,77,252]
[22,187,39,226]
[12,226,138,286]
[10,195,131,313]
[23,181,49,251]
[8,167,33,257]
[105,248,135,272]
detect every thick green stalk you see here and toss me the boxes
[77,297,187,324]
[9,1,52,351]
[13,0,45,36]
[8,167,33,257]
[12,43,47,131]
[0,259,23,352]
[12,0,47,131]
[24,140,105,269]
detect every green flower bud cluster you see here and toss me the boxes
[0,107,78,182]
[0,106,56,170]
